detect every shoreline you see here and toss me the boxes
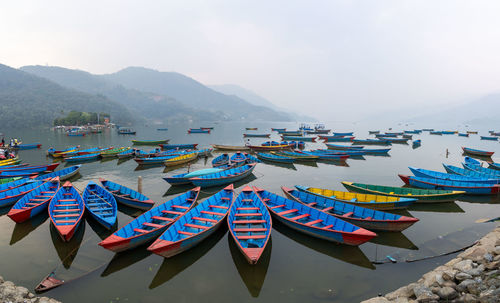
[362,224,500,303]
[0,276,61,303]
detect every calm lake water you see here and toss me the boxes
[0,121,498,303]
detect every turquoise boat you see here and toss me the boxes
[408,167,499,184]
[399,174,500,195]
[189,164,257,188]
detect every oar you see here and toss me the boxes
[88,190,114,208]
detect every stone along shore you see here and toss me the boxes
[0,276,61,303]
[362,225,500,303]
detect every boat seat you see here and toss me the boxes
[343,212,354,218]
[221,197,231,200]
[29,198,47,201]
[62,193,73,196]
[161,210,184,215]
[152,216,174,222]
[234,228,267,232]
[262,198,270,202]
[237,235,267,240]
[200,210,224,216]
[278,209,298,215]
[59,199,77,202]
[53,209,80,212]
[40,191,56,194]
[133,228,150,234]
[305,219,323,226]
[271,204,286,209]
[235,213,262,217]
[143,222,164,228]
[54,214,80,218]
[322,206,333,212]
[290,214,310,221]
[322,225,333,229]
[365,217,372,220]
[55,219,78,223]
[210,205,228,209]
[241,199,253,202]
[171,205,189,210]
[193,217,217,223]
[184,223,208,230]
[55,204,79,207]
[233,220,266,224]
[178,230,194,236]
[25,202,40,206]
[236,207,259,211]
[307,202,317,206]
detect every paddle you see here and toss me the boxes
[88,189,114,208]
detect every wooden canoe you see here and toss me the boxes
[49,181,85,242]
[83,181,118,229]
[100,179,155,210]
[211,144,251,151]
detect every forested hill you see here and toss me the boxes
[21,65,225,123]
[0,64,134,128]
[102,67,294,121]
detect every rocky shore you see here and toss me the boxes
[362,225,500,303]
[0,276,61,303]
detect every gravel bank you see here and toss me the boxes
[0,276,61,303]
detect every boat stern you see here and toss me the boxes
[342,228,377,246]
[98,234,131,252]
[398,174,410,185]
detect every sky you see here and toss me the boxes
[2,0,500,120]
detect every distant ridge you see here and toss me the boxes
[0,63,133,128]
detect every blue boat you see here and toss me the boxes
[377,137,409,143]
[261,141,280,146]
[489,162,500,171]
[376,133,398,138]
[230,152,247,166]
[443,164,500,179]
[404,130,421,134]
[157,128,169,131]
[134,155,177,165]
[244,133,271,138]
[464,156,481,166]
[159,144,198,150]
[189,164,257,188]
[47,146,79,156]
[49,181,85,241]
[281,186,418,232]
[463,163,500,177]
[326,144,364,150]
[0,163,59,173]
[412,140,421,146]
[65,153,101,162]
[332,132,354,136]
[311,149,365,156]
[8,178,60,223]
[99,187,200,252]
[408,167,499,184]
[34,165,82,181]
[82,181,118,229]
[134,148,162,158]
[117,149,135,159]
[458,133,469,137]
[256,152,295,163]
[100,179,155,210]
[63,147,102,157]
[462,147,494,157]
[480,136,498,141]
[302,151,350,160]
[212,153,230,167]
[430,131,443,135]
[163,168,225,186]
[399,174,500,195]
[227,186,271,264]
[147,185,234,258]
[0,180,44,207]
[243,153,261,164]
[285,141,305,148]
[282,136,317,142]
[317,148,390,154]
[253,187,376,245]
[0,178,32,193]
[188,128,210,134]
[353,139,392,145]
[12,143,42,150]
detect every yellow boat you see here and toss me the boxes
[164,153,198,166]
[51,148,80,158]
[295,185,416,210]
[0,158,20,166]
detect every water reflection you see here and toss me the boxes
[0,206,11,216]
[10,213,49,245]
[272,221,375,270]
[86,215,117,240]
[409,202,465,213]
[369,232,418,250]
[101,247,152,277]
[149,228,227,289]
[259,160,298,171]
[117,204,146,218]
[228,235,272,297]
[50,223,86,269]
[318,159,350,167]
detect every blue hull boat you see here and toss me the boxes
[353,139,392,145]
[163,168,224,186]
[49,181,85,242]
[443,164,500,179]
[480,136,498,141]
[332,132,354,136]
[256,152,295,163]
[83,181,118,229]
[326,144,364,150]
[212,154,230,167]
[253,187,376,245]
[147,185,234,258]
[35,165,82,181]
[99,187,200,252]
[100,179,155,210]
[65,153,101,162]
[159,144,198,150]
[408,167,499,184]
[227,186,271,264]
[0,180,44,207]
[230,152,247,166]
[399,174,500,195]
[190,164,257,188]
[463,163,500,177]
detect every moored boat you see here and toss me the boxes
[134,155,176,165]
[243,133,270,138]
[82,181,118,229]
[228,186,272,264]
[189,163,257,188]
[458,133,469,137]
[342,181,464,203]
[353,139,391,145]
[100,179,155,210]
[0,180,44,207]
[188,128,210,134]
[319,136,353,142]
[64,153,101,163]
[282,136,316,142]
[163,168,224,186]
[99,187,200,252]
[253,187,376,245]
[463,163,500,177]
[159,144,198,150]
[8,178,60,223]
[462,147,494,157]
[230,152,247,166]
[117,148,135,159]
[164,153,198,166]
[132,139,169,145]
[256,152,295,163]
[332,132,354,136]
[399,175,500,195]
[48,181,85,241]
[295,185,415,210]
[480,136,498,141]
[212,153,230,167]
[326,143,364,150]
[100,147,130,158]
[211,144,250,151]
[408,167,499,184]
[34,165,82,181]
[444,164,500,179]
[274,151,319,161]
[12,143,42,150]
[282,186,418,231]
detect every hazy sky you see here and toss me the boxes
[2,0,500,119]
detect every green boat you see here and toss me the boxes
[100,147,131,158]
[131,139,169,145]
[0,177,22,185]
[341,181,465,203]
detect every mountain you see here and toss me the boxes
[21,65,224,124]
[102,67,294,121]
[209,83,317,122]
[0,64,133,128]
